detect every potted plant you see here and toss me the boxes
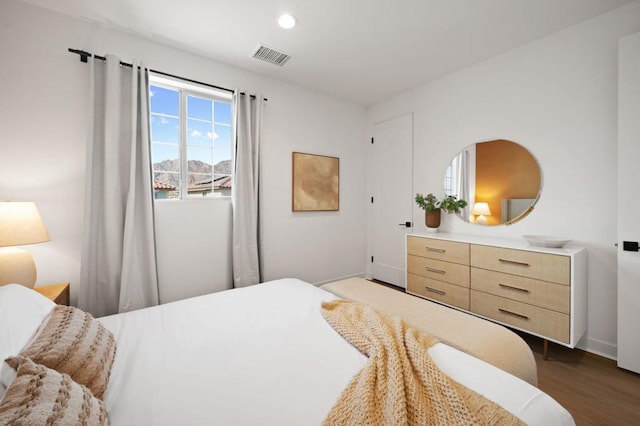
[415,193,467,230]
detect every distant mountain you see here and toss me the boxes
[154,159,231,186]
[214,160,232,174]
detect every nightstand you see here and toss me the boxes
[34,283,70,306]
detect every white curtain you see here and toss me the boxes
[232,93,264,287]
[455,148,470,220]
[79,54,160,317]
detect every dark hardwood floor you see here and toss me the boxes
[369,279,640,424]
[522,334,640,426]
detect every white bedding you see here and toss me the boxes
[99,278,574,425]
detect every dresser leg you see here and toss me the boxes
[543,339,549,360]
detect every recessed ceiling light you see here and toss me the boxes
[278,13,297,29]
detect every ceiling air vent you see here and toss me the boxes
[252,44,292,67]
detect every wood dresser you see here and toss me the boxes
[406,233,587,353]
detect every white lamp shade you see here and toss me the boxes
[471,202,492,216]
[0,201,50,247]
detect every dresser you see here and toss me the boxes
[406,233,587,350]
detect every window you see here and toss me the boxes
[149,75,233,199]
[443,163,453,196]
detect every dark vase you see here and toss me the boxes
[425,208,441,229]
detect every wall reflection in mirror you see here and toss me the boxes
[444,139,542,226]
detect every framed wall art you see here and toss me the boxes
[292,152,339,212]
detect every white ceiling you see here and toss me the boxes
[20,0,635,106]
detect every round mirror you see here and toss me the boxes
[444,139,542,226]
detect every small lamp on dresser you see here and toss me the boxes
[0,201,50,287]
[471,202,492,225]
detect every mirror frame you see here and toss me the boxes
[444,139,543,226]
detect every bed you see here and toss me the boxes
[0,278,574,425]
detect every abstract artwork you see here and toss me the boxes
[292,152,339,211]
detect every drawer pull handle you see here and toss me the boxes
[425,287,446,296]
[425,267,446,274]
[498,283,530,293]
[425,247,446,253]
[498,308,529,320]
[498,258,530,267]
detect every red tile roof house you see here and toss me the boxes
[188,176,232,198]
[153,180,177,199]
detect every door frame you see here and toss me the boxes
[366,113,413,287]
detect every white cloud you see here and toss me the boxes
[191,129,202,138]
[207,132,219,140]
[160,117,169,125]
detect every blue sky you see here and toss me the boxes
[150,85,232,171]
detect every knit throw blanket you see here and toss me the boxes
[321,300,525,426]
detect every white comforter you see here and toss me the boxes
[99,278,574,425]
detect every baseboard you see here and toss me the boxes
[313,273,366,287]
[578,337,617,361]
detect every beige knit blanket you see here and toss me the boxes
[321,300,525,426]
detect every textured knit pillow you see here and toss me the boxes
[10,305,116,399]
[0,284,56,394]
[0,357,108,425]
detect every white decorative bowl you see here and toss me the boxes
[523,235,571,248]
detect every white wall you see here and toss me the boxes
[0,0,367,305]
[368,2,640,358]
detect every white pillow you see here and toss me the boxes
[0,284,55,395]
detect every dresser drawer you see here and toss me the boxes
[407,255,470,287]
[471,290,570,343]
[471,268,570,314]
[407,236,469,265]
[470,245,570,285]
[407,274,470,310]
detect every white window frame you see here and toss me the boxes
[149,74,234,200]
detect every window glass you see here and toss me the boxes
[187,119,214,148]
[150,78,233,200]
[213,124,232,166]
[152,144,180,170]
[214,102,232,125]
[151,115,180,143]
[153,171,179,199]
[150,86,179,116]
[187,146,213,167]
[187,95,212,121]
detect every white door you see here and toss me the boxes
[617,32,640,374]
[371,113,413,287]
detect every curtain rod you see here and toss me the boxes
[68,48,267,101]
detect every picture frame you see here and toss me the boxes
[292,152,339,212]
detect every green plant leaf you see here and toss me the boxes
[415,192,466,214]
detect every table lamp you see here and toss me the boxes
[471,202,492,225]
[0,201,50,287]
